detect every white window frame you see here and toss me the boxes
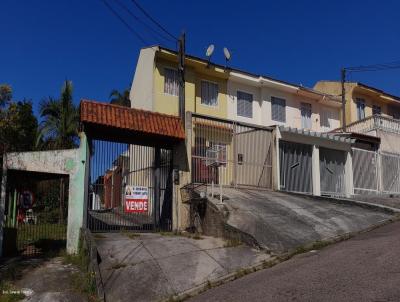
[200,80,219,107]
[163,68,179,97]
[237,90,253,118]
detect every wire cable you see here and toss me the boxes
[130,0,178,41]
[112,0,176,44]
[101,0,149,45]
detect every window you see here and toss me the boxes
[372,105,381,115]
[201,81,218,106]
[389,105,400,119]
[356,98,366,120]
[320,110,331,131]
[237,91,253,118]
[164,68,179,96]
[301,102,312,129]
[271,97,286,122]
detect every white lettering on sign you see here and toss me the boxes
[124,186,149,213]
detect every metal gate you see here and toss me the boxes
[381,152,400,193]
[279,141,312,193]
[191,114,273,189]
[88,140,173,232]
[319,147,346,196]
[352,148,379,195]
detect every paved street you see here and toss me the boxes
[189,220,400,302]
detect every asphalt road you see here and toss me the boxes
[189,220,400,302]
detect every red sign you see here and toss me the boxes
[125,186,148,213]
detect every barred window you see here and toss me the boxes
[237,91,253,118]
[164,68,179,96]
[271,97,286,122]
[201,81,218,106]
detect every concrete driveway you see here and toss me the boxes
[211,188,394,253]
[94,233,271,302]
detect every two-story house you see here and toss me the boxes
[130,46,342,132]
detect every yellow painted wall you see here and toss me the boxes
[153,57,228,119]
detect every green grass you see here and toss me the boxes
[17,224,66,253]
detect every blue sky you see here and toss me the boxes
[1,0,400,116]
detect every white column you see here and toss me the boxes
[272,126,281,191]
[344,150,354,198]
[312,145,321,196]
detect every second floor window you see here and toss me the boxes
[271,97,286,123]
[301,102,312,129]
[201,81,218,106]
[237,91,253,118]
[164,68,179,96]
[356,98,366,120]
[373,105,381,115]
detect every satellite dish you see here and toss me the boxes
[206,44,215,57]
[223,47,231,61]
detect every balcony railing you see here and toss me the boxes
[333,115,400,135]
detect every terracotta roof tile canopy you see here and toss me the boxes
[80,100,185,142]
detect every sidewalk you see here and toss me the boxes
[94,233,271,302]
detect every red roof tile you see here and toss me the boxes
[80,100,185,140]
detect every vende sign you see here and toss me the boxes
[125,186,148,213]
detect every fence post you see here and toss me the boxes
[312,145,321,196]
[232,122,237,188]
[154,147,161,230]
[0,153,7,257]
[344,149,354,198]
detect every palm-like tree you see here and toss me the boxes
[37,80,79,149]
[109,88,131,107]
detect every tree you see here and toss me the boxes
[37,80,79,149]
[0,85,38,153]
[109,88,131,107]
[0,84,12,108]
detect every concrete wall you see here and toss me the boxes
[0,133,88,256]
[130,47,156,111]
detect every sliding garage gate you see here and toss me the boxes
[279,141,312,193]
[319,147,346,196]
[352,148,379,195]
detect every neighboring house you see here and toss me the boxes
[314,81,400,153]
[227,71,341,132]
[130,46,342,132]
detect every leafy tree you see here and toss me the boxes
[0,84,12,108]
[37,80,79,149]
[0,85,38,152]
[109,88,131,107]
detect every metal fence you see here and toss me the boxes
[88,140,173,232]
[352,147,400,195]
[320,147,346,196]
[190,114,273,189]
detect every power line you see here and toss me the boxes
[346,60,400,73]
[130,0,178,41]
[112,0,176,44]
[101,0,149,45]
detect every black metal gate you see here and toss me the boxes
[87,140,173,232]
[3,170,68,257]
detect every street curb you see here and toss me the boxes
[284,191,400,215]
[163,214,400,302]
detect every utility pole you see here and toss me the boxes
[341,68,346,131]
[178,32,186,126]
